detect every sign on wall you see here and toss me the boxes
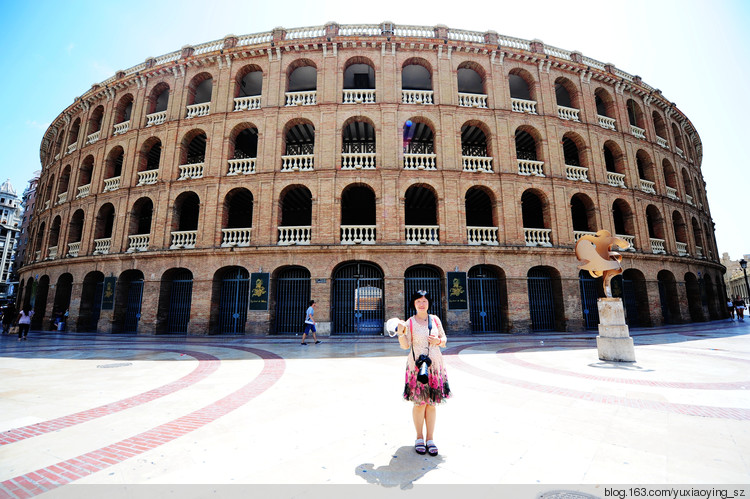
[101,277,117,310]
[249,273,270,311]
[447,272,468,310]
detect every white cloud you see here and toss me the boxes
[25,120,50,131]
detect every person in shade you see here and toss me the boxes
[393,290,451,456]
[727,297,735,321]
[301,300,321,345]
[735,296,746,322]
[16,305,33,341]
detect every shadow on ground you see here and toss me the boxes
[356,446,445,489]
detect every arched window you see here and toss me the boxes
[571,194,596,234]
[234,65,263,110]
[87,105,104,138]
[286,60,317,106]
[170,192,199,249]
[461,122,491,173]
[692,217,704,257]
[652,111,667,141]
[612,199,635,238]
[127,197,153,252]
[341,119,376,169]
[404,185,438,244]
[646,205,666,253]
[67,209,85,250]
[672,211,688,255]
[636,150,655,192]
[78,155,94,193]
[341,184,376,244]
[626,99,645,130]
[138,138,161,187]
[93,203,115,254]
[343,57,375,100]
[457,62,486,108]
[401,58,432,104]
[221,188,254,247]
[509,69,536,113]
[48,216,61,257]
[603,141,626,187]
[278,186,313,245]
[662,159,678,192]
[282,121,314,172]
[57,165,71,203]
[146,83,169,125]
[67,118,81,149]
[515,127,543,176]
[104,147,124,190]
[181,130,207,165]
[186,73,213,117]
[555,77,579,120]
[521,189,552,246]
[671,123,684,153]
[595,88,616,129]
[465,187,497,246]
[402,119,435,170]
[114,94,134,125]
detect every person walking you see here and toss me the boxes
[301,300,320,345]
[727,298,735,320]
[1,303,16,334]
[735,296,746,322]
[393,290,451,456]
[16,305,33,341]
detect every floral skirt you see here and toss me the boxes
[403,365,451,405]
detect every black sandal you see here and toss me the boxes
[415,439,426,455]
[426,440,438,456]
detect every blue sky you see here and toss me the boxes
[1,0,747,260]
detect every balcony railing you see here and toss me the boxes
[178,163,204,180]
[170,230,197,249]
[278,226,311,245]
[566,165,589,182]
[630,125,646,139]
[405,225,439,245]
[606,172,626,188]
[35,250,41,262]
[676,241,689,256]
[557,106,580,122]
[341,152,376,170]
[56,192,68,205]
[221,228,253,247]
[285,91,317,106]
[686,194,694,206]
[640,179,656,194]
[656,136,669,149]
[77,184,91,199]
[597,115,616,131]
[127,234,150,253]
[524,228,552,247]
[67,143,77,155]
[666,186,679,201]
[234,95,262,111]
[675,146,684,158]
[462,156,493,173]
[146,111,167,127]
[615,234,635,251]
[43,200,50,210]
[573,230,597,242]
[341,225,376,245]
[47,246,58,260]
[186,103,210,118]
[343,89,376,104]
[136,170,159,186]
[93,238,111,255]
[401,90,433,105]
[86,131,100,144]
[467,226,498,246]
[113,121,130,135]
[458,93,488,108]
[67,241,80,258]
[281,154,314,172]
[511,98,537,114]
[517,159,545,177]
[227,158,256,175]
[103,176,121,192]
[650,238,666,254]
[696,246,704,259]
[403,153,437,171]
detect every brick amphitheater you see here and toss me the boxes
[20,22,727,335]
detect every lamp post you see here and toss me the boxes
[741,259,750,302]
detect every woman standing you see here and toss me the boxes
[394,290,451,456]
[16,305,33,341]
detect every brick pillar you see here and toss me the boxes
[506,276,531,333]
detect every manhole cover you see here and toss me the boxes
[97,362,133,369]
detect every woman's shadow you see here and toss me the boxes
[355,446,445,489]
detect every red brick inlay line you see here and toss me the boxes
[0,348,220,446]
[444,344,750,421]
[0,347,284,498]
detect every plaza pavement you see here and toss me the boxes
[1,319,749,497]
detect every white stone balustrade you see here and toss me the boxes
[281,155,314,172]
[67,143,77,154]
[401,90,433,105]
[127,234,150,253]
[285,91,317,106]
[86,131,100,144]
[341,153,376,170]
[640,179,656,194]
[137,170,158,186]
[54,153,60,161]
[146,111,167,127]
[656,136,669,149]
[458,93,488,108]
[606,172,627,188]
[557,106,580,121]
[467,227,498,245]
[47,246,58,260]
[675,147,684,158]
[676,242,689,256]
[343,89,376,104]
[170,230,197,249]
[341,225,376,245]
[178,163,204,180]
[598,115,616,131]
[43,200,50,210]
[696,246,704,258]
[278,226,311,245]
[462,156,493,173]
[77,184,91,199]
[405,226,439,245]
[227,158,257,175]
[113,121,130,135]
[573,231,597,242]
[233,96,262,111]
[650,238,666,254]
[67,241,80,258]
[666,187,679,200]
[221,228,253,247]
[630,125,646,139]
[103,176,121,192]
[511,98,537,114]
[34,250,41,262]
[566,165,589,182]
[615,234,635,251]
[403,153,437,171]
[524,228,552,247]
[686,194,694,206]
[186,103,210,118]
[517,159,545,177]
[56,192,68,205]
[93,238,111,255]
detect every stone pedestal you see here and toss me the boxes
[596,298,636,362]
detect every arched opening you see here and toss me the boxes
[57,165,71,202]
[465,187,494,228]
[147,82,170,115]
[78,155,94,190]
[603,141,625,175]
[128,197,153,252]
[332,261,384,334]
[113,269,145,333]
[555,77,579,110]
[404,185,438,244]
[684,272,705,322]
[77,271,104,332]
[401,60,432,91]
[457,62,485,94]
[704,274,720,320]
[87,105,104,136]
[663,159,678,191]
[657,270,681,324]
[283,122,315,169]
[181,130,207,165]
[646,205,665,242]
[636,150,655,182]
[402,119,435,169]
[94,203,115,241]
[562,135,582,167]
[468,265,507,333]
[611,269,650,327]
[157,268,193,334]
[104,146,125,180]
[222,188,253,247]
[571,193,596,233]
[508,70,533,101]
[344,59,375,90]
[52,273,74,329]
[274,266,311,334]
[672,211,688,255]
[139,138,162,173]
[672,123,684,151]
[115,94,134,124]
[68,118,81,148]
[515,127,539,161]
[232,126,259,159]
[211,266,250,334]
[172,191,200,232]
[341,119,376,169]
[579,269,601,330]
[32,275,50,330]
[67,209,85,247]
[461,123,490,160]
[280,186,312,227]
[341,184,376,244]
[652,111,667,140]
[692,218,704,256]
[626,99,645,129]
[404,265,444,323]
[527,266,564,332]
[236,65,263,97]
[189,74,213,105]
[47,217,61,256]
[287,62,317,92]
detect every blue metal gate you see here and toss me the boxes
[219,268,250,334]
[123,280,144,333]
[404,266,443,322]
[90,281,103,331]
[468,266,503,333]
[275,267,310,334]
[166,271,193,333]
[658,280,673,324]
[612,275,640,327]
[332,262,384,335]
[579,271,600,329]
[527,269,555,331]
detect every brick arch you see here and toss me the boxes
[554,75,580,109]
[114,93,134,124]
[508,67,536,100]
[147,81,170,114]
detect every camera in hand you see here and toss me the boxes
[415,354,432,384]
